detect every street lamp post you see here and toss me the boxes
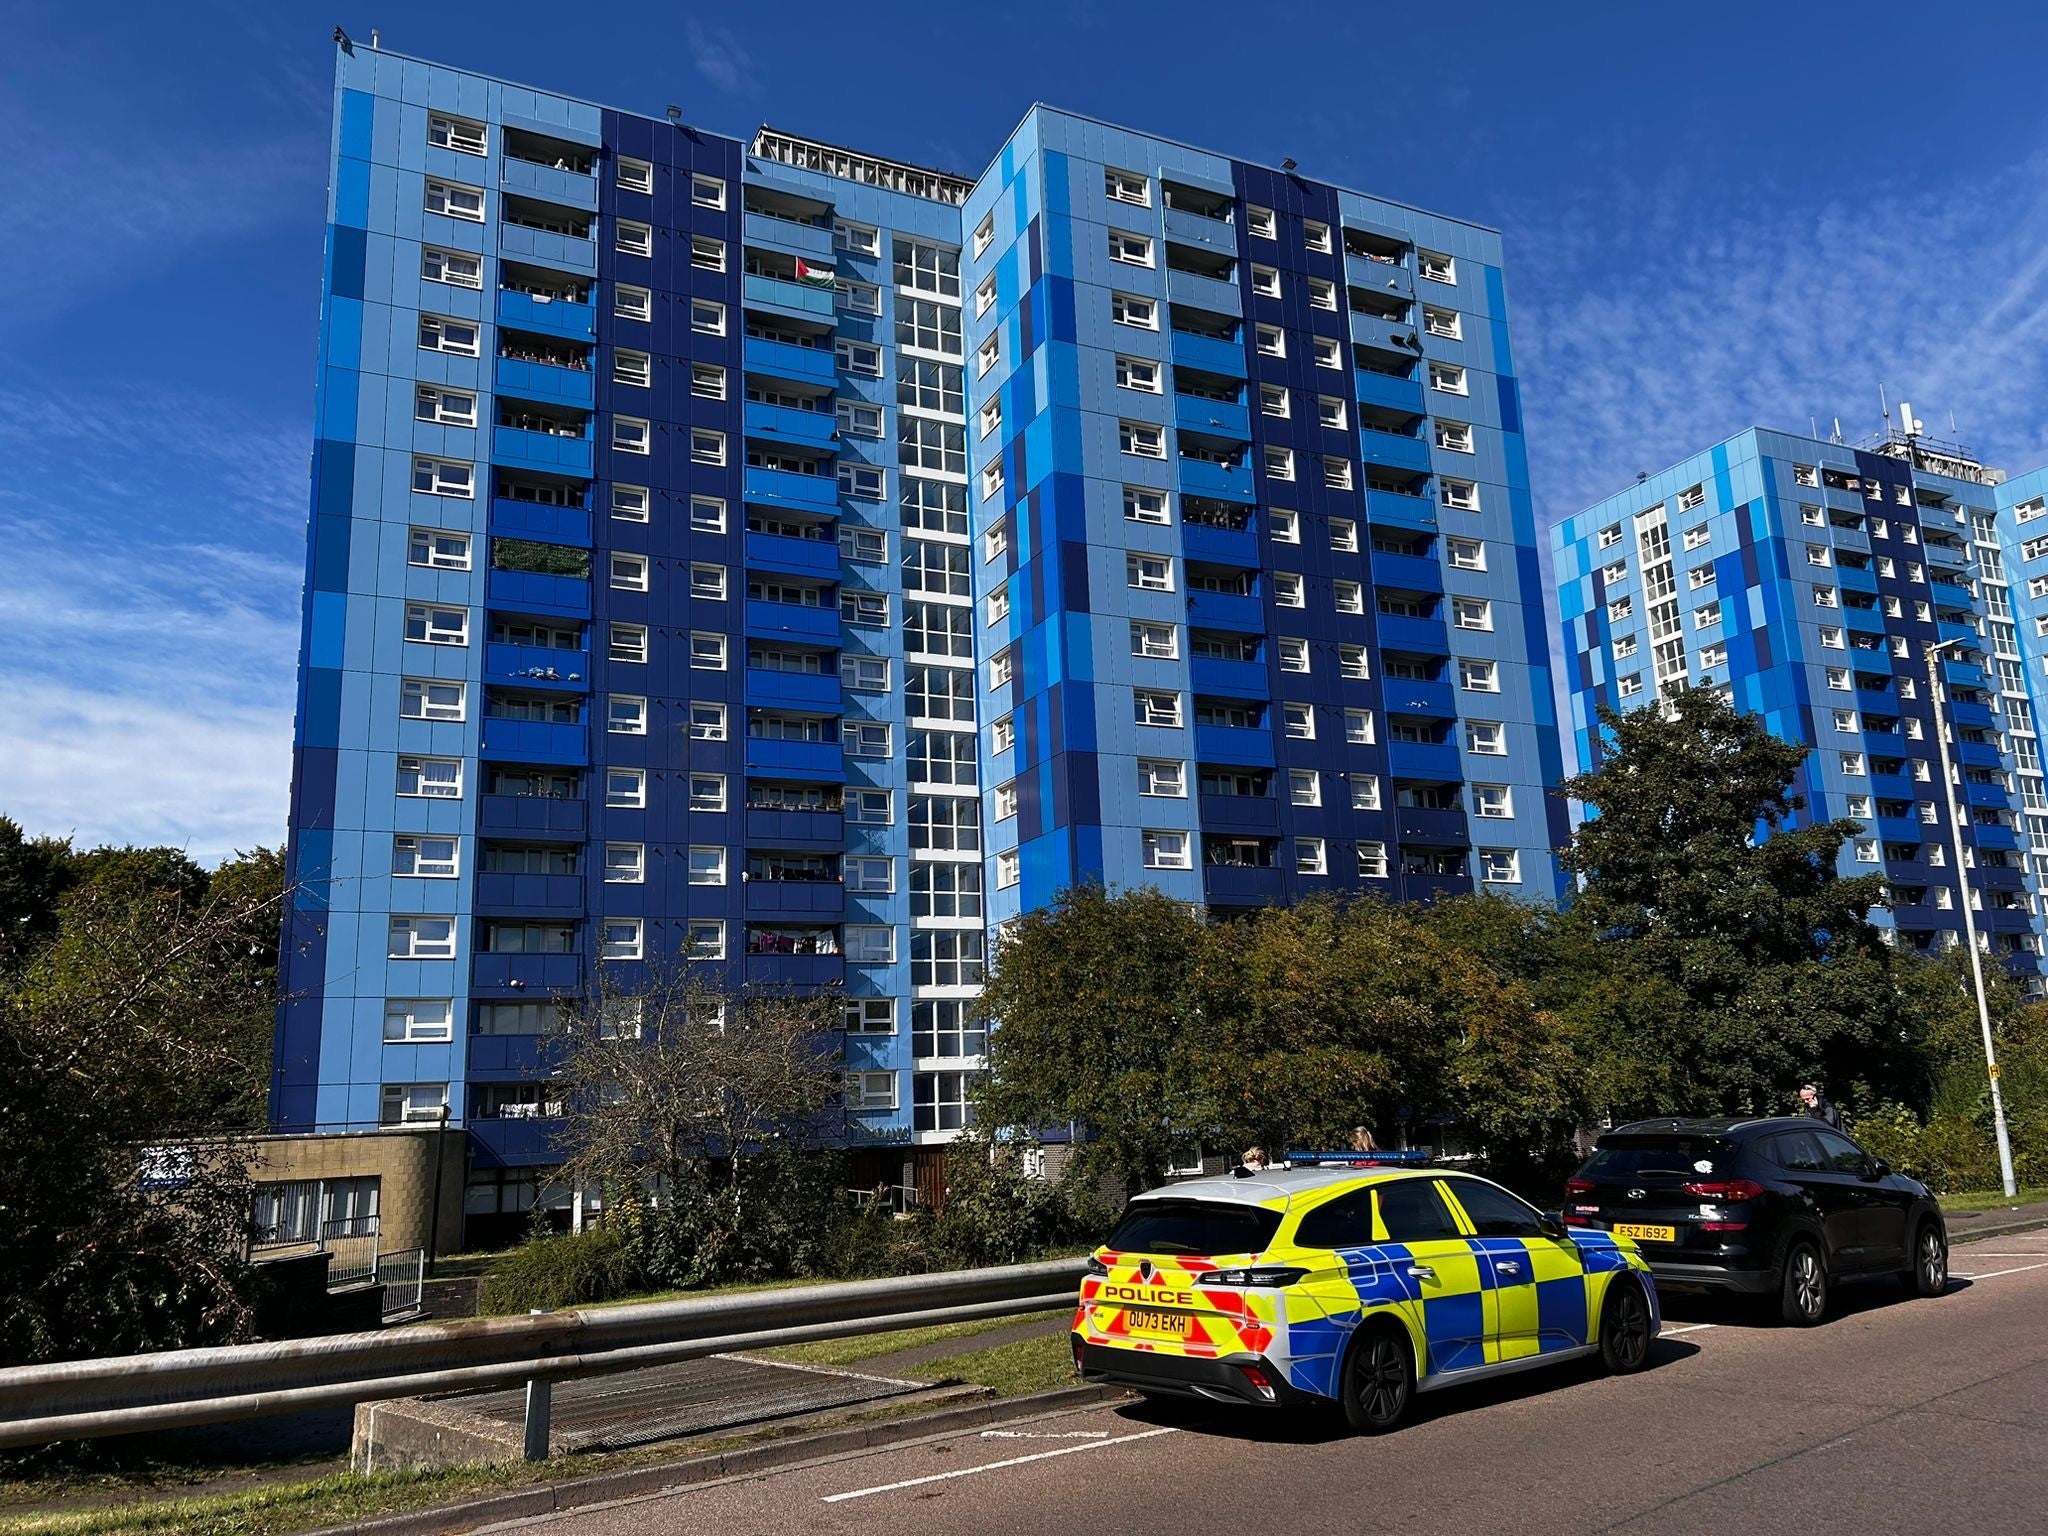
[1925,637,2019,1198]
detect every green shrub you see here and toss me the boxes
[478,1225,642,1315]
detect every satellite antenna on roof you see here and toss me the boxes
[1832,416,1843,443]
[1880,383,1890,432]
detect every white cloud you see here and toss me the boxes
[686,21,758,96]
[1509,150,2048,520]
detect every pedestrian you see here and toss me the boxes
[1235,1146,1268,1175]
[1350,1125,1380,1154]
[1798,1082,1844,1131]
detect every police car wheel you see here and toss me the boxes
[1598,1277,1651,1374]
[1341,1323,1414,1434]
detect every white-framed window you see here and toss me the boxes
[1138,758,1187,797]
[685,846,727,887]
[977,332,1000,376]
[690,495,726,533]
[1682,523,1712,551]
[1678,484,1706,512]
[833,218,880,255]
[388,915,455,960]
[1289,768,1321,807]
[408,527,471,570]
[600,919,644,961]
[689,428,724,464]
[1339,643,1369,679]
[1597,524,1623,549]
[688,630,727,670]
[417,314,479,356]
[1342,708,1373,744]
[1422,305,1461,339]
[1441,478,1480,511]
[612,417,651,455]
[1142,829,1192,870]
[1459,658,1499,692]
[1260,383,1290,419]
[990,714,1014,753]
[845,1070,898,1111]
[1465,720,1506,755]
[1308,276,1337,312]
[1134,688,1182,728]
[1270,508,1299,543]
[840,400,886,438]
[423,179,484,222]
[1273,571,1304,607]
[616,155,653,193]
[1329,517,1359,553]
[1333,580,1364,614]
[1688,563,1716,591]
[836,278,883,316]
[1313,335,1342,370]
[1303,218,1332,253]
[995,848,1021,890]
[690,234,726,271]
[993,781,1019,822]
[1322,455,1353,490]
[420,247,481,288]
[403,602,468,646]
[427,113,486,154]
[988,649,1014,689]
[614,283,652,322]
[972,211,996,258]
[1452,597,1492,631]
[1479,848,1520,884]
[1446,536,1485,570]
[1109,229,1154,266]
[690,362,726,400]
[846,997,898,1036]
[1348,774,1382,811]
[841,589,890,627]
[607,694,649,735]
[392,834,458,879]
[1283,703,1316,739]
[688,773,727,812]
[840,463,887,500]
[1246,204,1276,239]
[612,349,653,388]
[1435,420,1473,453]
[844,926,895,964]
[1472,783,1513,819]
[603,842,645,884]
[609,552,650,592]
[841,655,890,691]
[1617,673,1644,699]
[691,172,725,208]
[610,622,650,664]
[1357,841,1389,879]
[1418,249,1456,283]
[384,999,455,1045]
[380,1081,449,1125]
[1840,752,1867,776]
[843,855,893,894]
[1110,291,1158,330]
[615,219,654,257]
[1295,837,1327,875]
[1105,167,1150,205]
[1131,620,1178,659]
[1429,361,1468,394]
[608,483,650,523]
[690,298,726,335]
[1318,395,1348,431]
[605,767,647,809]
[987,587,1011,626]
[1254,323,1285,357]
[1278,636,1310,673]
[1120,420,1165,459]
[1250,263,1282,298]
[1115,354,1162,393]
[1693,601,1722,629]
[843,721,891,758]
[690,563,728,601]
[978,397,1003,439]
[1123,486,1170,525]
[397,755,462,798]
[399,677,464,721]
[1127,553,1174,592]
[1263,445,1295,481]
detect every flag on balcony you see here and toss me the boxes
[794,258,836,289]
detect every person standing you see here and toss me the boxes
[1798,1083,1843,1131]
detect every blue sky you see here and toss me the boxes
[7,0,2048,863]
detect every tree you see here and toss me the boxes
[1560,689,1908,1116]
[0,816,74,972]
[0,835,286,1363]
[975,884,1214,1195]
[548,959,846,1262]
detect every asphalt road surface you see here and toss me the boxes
[514,1229,2048,1536]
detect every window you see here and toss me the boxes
[421,247,482,288]
[1246,204,1276,239]
[1123,486,1170,525]
[977,332,1000,375]
[1678,483,1706,512]
[1357,841,1389,879]
[609,622,649,664]
[605,768,646,809]
[1308,276,1337,311]
[388,915,455,960]
[417,313,480,357]
[1115,354,1162,393]
[1111,291,1158,329]
[840,400,885,438]
[840,463,887,500]
[1451,597,1492,632]
[1344,708,1375,744]
[403,603,468,647]
[993,781,1019,822]
[612,417,651,455]
[400,677,464,721]
[840,589,890,626]
[1418,249,1456,283]
[1333,580,1363,614]
[1441,478,1480,511]
[690,363,725,400]
[1478,848,1520,884]
[843,855,893,895]
[841,655,890,691]
[613,283,652,322]
[689,234,725,272]
[682,701,725,743]
[1445,536,1485,571]
[1313,335,1342,369]
[1106,167,1150,205]
[380,1082,448,1125]
[1292,837,1327,875]
[1466,720,1505,755]
[1422,305,1461,339]
[1429,362,1468,395]
[1249,323,1283,359]
[680,845,727,887]
[1143,830,1192,869]
[1120,420,1165,459]
[1134,689,1182,728]
[1472,783,1513,820]
[688,774,727,812]
[1322,456,1352,490]
[413,382,479,430]
[1339,644,1369,680]
[1278,636,1310,673]
[1688,562,1716,591]
[1139,758,1186,797]
[972,211,996,257]
[600,919,644,961]
[615,219,653,257]
[844,926,895,964]
[615,154,652,193]
[383,999,454,1046]
[1284,703,1316,739]
[1597,524,1623,549]
[1250,263,1281,297]
[689,497,726,536]
[1435,420,1473,453]
[691,172,725,208]
[422,179,483,222]
[606,484,650,524]
[607,694,647,734]
[996,848,1021,889]
[408,527,471,570]
[396,755,461,800]
[1109,229,1154,267]
[1270,508,1299,543]
[689,428,724,465]
[604,843,645,884]
[1288,769,1321,808]
[843,721,891,758]
[690,298,726,335]
[689,562,727,601]
[687,630,727,670]
[837,278,882,316]
[991,715,1014,752]
[978,397,1002,438]
[392,835,458,879]
[609,552,649,592]
[986,587,1010,626]
[1127,553,1174,592]
[833,218,880,255]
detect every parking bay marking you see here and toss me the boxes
[822,1426,1180,1503]
[1951,1260,2048,1281]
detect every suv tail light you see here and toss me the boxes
[1565,1177,1596,1194]
[1682,1178,1765,1201]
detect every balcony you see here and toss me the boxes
[1926,541,1972,571]
[1365,489,1438,533]
[1371,549,1445,592]
[744,336,837,390]
[1177,457,1255,503]
[472,952,582,993]
[746,667,841,712]
[467,1116,561,1168]
[1163,205,1235,252]
[744,807,844,846]
[1174,395,1251,441]
[485,642,588,690]
[1963,780,2011,809]
[497,221,596,275]
[1202,863,1285,908]
[1170,329,1247,379]
[1350,312,1419,354]
[497,288,594,341]
[1346,251,1414,297]
[1835,564,1880,596]
[499,155,596,210]
[1375,613,1450,654]
[496,355,594,410]
[1395,806,1470,845]
[1957,738,2007,771]
[1977,865,2029,892]
[745,952,846,989]
[1399,871,1473,905]
[1387,739,1463,780]
[1198,793,1282,834]
[1189,655,1270,699]
[1866,772,1917,802]
[1165,268,1243,317]
[1383,678,1457,718]
[744,880,847,920]
[744,736,845,779]
[746,528,840,580]
[478,718,586,765]
[491,498,592,545]
[1937,620,1982,647]
[1972,823,2020,852]
[745,464,839,516]
[1354,368,1426,416]
[1948,700,1996,730]
[1842,604,1889,635]
[487,569,591,617]
[744,272,837,323]
[1876,816,1928,845]
[744,400,839,454]
[1359,429,1433,476]
[493,424,593,477]
[1182,520,1257,568]
[743,210,835,262]
[1194,723,1276,768]
[1187,590,1264,632]
[466,1035,549,1075]
[1941,659,1989,689]
[746,598,839,645]
[479,793,585,840]
[473,872,584,916]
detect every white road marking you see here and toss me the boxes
[1660,1323,1717,1336]
[1952,1261,2048,1281]
[822,1426,1180,1503]
[978,1429,1112,1440]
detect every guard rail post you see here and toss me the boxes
[522,1309,552,1460]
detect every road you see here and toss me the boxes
[513,1231,2048,1536]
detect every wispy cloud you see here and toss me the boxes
[686,20,758,97]
[1509,150,2048,520]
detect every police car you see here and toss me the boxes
[1071,1158,1659,1431]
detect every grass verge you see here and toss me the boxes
[761,1310,1064,1369]
[914,1332,1077,1398]
[1941,1186,2048,1215]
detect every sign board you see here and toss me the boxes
[139,1145,195,1191]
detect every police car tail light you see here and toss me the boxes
[1083,1254,1110,1277]
[1681,1178,1764,1202]
[1238,1364,1279,1401]
[1208,1266,1307,1288]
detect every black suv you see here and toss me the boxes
[1564,1117,1948,1324]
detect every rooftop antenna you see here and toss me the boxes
[1880,383,1890,432]
[1832,416,1843,443]
[370,27,380,48]
[1811,416,1819,440]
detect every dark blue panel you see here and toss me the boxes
[328,224,367,301]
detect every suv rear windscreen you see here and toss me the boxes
[1581,1137,1733,1181]
[1107,1200,1284,1256]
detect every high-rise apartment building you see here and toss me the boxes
[1553,426,2045,986]
[276,42,1565,1240]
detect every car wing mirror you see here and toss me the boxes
[1868,1159,1891,1180]
[1538,1211,1567,1238]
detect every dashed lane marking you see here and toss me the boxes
[821,1426,1181,1503]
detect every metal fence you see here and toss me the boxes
[375,1249,426,1320]
[0,1257,1088,1459]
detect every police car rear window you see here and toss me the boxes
[1582,1137,1730,1180]
[1107,1200,1283,1256]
